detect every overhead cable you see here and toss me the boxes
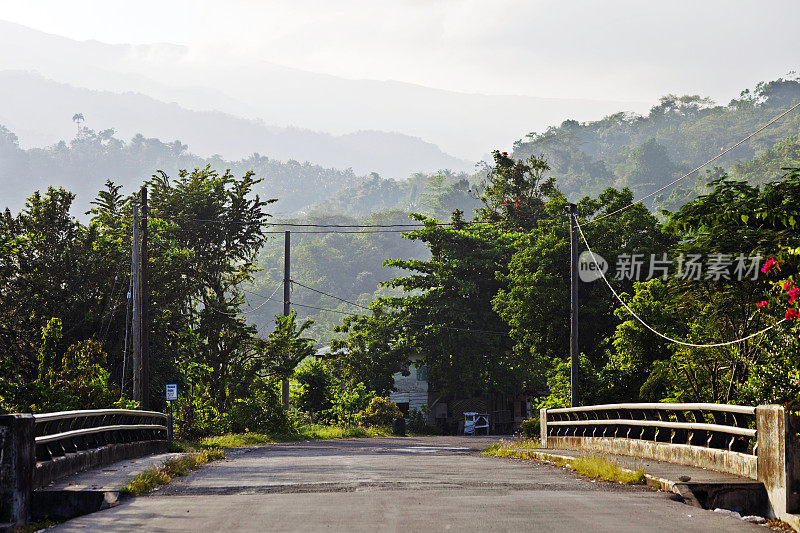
[290,280,372,311]
[290,279,509,336]
[162,217,488,229]
[205,283,283,316]
[588,99,800,225]
[573,215,786,347]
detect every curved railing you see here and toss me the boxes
[34,409,169,462]
[544,403,756,454]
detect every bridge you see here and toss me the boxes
[1,403,798,531]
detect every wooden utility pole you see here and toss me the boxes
[140,187,149,409]
[282,230,291,408]
[569,203,579,407]
[131,204,142,403]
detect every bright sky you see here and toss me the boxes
[1,0,798,102]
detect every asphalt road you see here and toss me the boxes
[53,436,764,532]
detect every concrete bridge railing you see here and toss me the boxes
[1,409,169,529]
[541,403,799,523]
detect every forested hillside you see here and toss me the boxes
[0,70,471,178]
[0,123,365,215]
[2,77,799,351]
[248,173,483,345]
[1,75,799,444]
[512,78,800,209]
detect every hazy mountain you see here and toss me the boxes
[0,70,470,178]
[0,20,649,161]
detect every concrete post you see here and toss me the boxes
[756,405,800,518]
[0,414,35,529]
[540,408,548,448]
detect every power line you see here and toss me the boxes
[290,280,373,311]
[573,214,786,347]
[261,229,413,234]
[290,279,509,336]
[203,283,283,316]
[588,99,800,226]
[161,217,488,229]
[240,283,283,315]
[292,302,358,316]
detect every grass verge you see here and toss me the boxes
[482,438,541,458]
[177,424,392,450]
[568,456,646,484]
[121,448,225,496]
[483,439,645,485]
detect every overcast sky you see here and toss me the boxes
[1,0,798,103]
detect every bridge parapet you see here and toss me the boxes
[543,402,756,455]
[1,409,168,530]
[541,403,799,525]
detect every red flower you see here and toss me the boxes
[756,300,768,307]
[784,280,795,291]
[785,308,800,320]
[789,288,800,303]
[761,258,778,274]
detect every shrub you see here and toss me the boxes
[359,396,402,427]
[223,382,290,434]
[407,406,439,434]
[520,417,540,439]
[294,359,333,421]
[324,382,375,425]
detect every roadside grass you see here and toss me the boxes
[121,448,225,496]
[127,424,389,497]
[483,438,541,458]
[483,439,645,485]
[177,424,393,450]
[569,456,646,485]
[18,519,57,532]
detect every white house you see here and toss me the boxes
[389,355,428,418]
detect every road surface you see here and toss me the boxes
[53,436,764,532]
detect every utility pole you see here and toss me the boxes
[282,230,291,408]
[131,204,141,403]
[140,187,149,409]
[569,203,579,407]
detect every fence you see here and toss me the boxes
[1,409,169,529]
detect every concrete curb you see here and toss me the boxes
[32,452,186,522]
[516,450,769,516]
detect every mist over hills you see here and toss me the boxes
[0,70,470,179]
[0,19,648,162]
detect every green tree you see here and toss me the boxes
[607,171,800,403]
[493,187,674,403]
[477,151,559,231]
[329,302,408,395]
[146,166,274,409]
[294,358,333,421]
[260,311,316,382]
[380,211,519,398]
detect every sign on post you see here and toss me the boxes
[165,383,178,401]
[165,383,178,441]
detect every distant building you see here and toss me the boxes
[388,355,533,434]
[389,355,428,418]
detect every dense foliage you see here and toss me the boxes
[512,78,800,206]
[0,124,364,216]
[2,76,799,437]
[0,168,296,425]
[330,153,800,412]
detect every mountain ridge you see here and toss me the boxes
[0,19,650,160]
